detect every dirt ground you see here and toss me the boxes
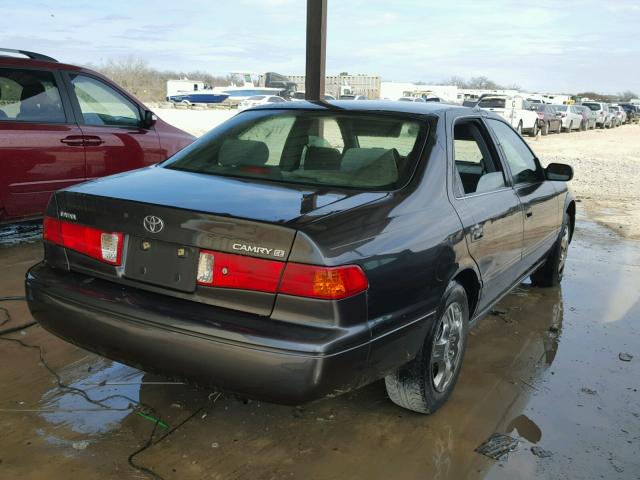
[1,213,638,480]
[152,105,640,239]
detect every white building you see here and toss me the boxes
[266,73,381,99]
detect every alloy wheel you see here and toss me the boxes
[430,302,464,393]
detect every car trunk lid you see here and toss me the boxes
[52,166,383,315]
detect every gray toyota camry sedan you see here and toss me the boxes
[27,101,574,413]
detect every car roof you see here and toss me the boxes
[246,99,467,116]
[0,55,83,72]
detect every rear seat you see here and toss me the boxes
[303,146,342,170]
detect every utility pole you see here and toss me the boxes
[305,0,327,101]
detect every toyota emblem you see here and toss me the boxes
[143,215,164,233]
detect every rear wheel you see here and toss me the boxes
[556,121,562,134]
[385,282,468,414]
[565,121,572,133]
[516,121,523,135]
[542,121,549,135]
[579,120,585,131]
[531,213,570,287]
[529,121,539,137]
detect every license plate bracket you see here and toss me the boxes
[124,237,198,292]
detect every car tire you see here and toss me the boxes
[579,120,585,131]
[516,121,523,135]
[565,121,572,133]
[530,213,570,288]
[529,121,539,137]
[556,121,562,134]
[385,282,469,414]
[542,122,549,135]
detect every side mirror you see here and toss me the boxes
[546,163,573,181]
[142,110,157,129]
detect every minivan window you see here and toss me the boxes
[70,74,141,127]
[166,111,427,190]
[0,68,65,123]
[582,103,600,111]
[478,98,506,109]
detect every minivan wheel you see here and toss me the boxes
[531,213,570,287]
[384,282,468,414]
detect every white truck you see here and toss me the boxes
[477,95,539,136]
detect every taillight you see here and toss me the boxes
[537,113,544,119]
[278,263,368,300]
[197,250,284,293]
[196,250,368,300]
[43,216,123,265]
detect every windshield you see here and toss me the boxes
[165,110,428,190]
[582,103,600,111]
[554,105,567,112]
[478,98,506,108]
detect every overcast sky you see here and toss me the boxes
[3,0,639,94]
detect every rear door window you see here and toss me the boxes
[69,74,141,127]
[0,68,66,123]
[453,120,506,195]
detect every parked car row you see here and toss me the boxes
[474,93,638,137]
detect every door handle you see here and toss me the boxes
[526,208,533,218]
[60,136,85,146]
[83,136,105,146]
[470,224,484,241]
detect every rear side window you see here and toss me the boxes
[487,119,543,185]
[453,120,506,195]
[0,68,65,123]
[166,111,428,190]
[70,74,140,127]
[478,98,506,108]
[582,103,600,111]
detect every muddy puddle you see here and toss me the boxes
[0,213,638,479]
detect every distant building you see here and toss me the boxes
[261,73,381,99]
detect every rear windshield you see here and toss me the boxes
[478,98,506,108]
[554,105,567,112]
[247,96,265,100]
[165,110,428,190]
[582,103,600,111]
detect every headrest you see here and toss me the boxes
[304,146,341,170]
[475,172,505,193]
[342,148,398,186]
[21,83,45,101]
[218,139,269,166]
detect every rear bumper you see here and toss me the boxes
[26,263,430,404]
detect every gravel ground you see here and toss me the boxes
[526,124,640,239]
[151,105,640,239]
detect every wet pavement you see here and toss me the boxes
[1,213,639,480]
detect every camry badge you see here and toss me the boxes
[143,215,164,234]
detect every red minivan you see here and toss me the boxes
[0,49,195,223]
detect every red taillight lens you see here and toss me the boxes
[43,216,123,265]
[537,113,544,118]
[197,250,285,293]
[278,263,368,300]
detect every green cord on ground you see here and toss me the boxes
[137,411,169,430]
